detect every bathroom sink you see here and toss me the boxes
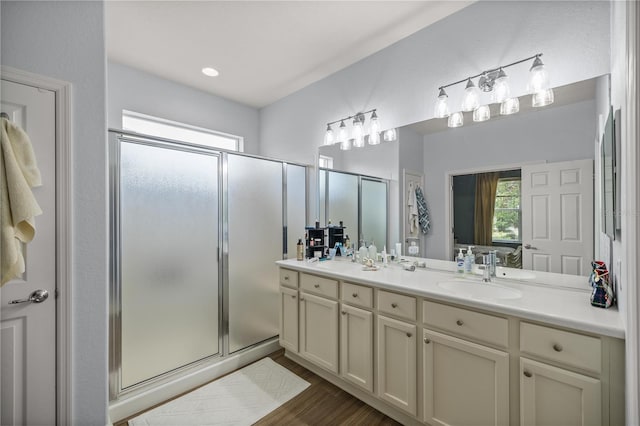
[437,279,523,300]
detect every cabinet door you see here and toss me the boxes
[520,357,601,426]
[340,304,373,392]
[377,315,417,415]
[279,286,298,352]
[299,292,339,373]
[423,329,509,426]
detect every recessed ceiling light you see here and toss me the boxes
[202,67,219,77]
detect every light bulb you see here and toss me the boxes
[352,115,365,148]
[527,55,550,94]
[323,124,335,146]
[473,105,490,122]
[383,128,397,142]
[532,88,554,107]
[337,120,348,144]
[368,111,380,145]
[500,97,520,115]
[461,78,481,112]
[434,88,450,118]
[448,111,464,128]
[492,68,510,103]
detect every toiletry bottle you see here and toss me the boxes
[344,235,350,251]
[297,238,304,261]
[368,240,377,261]
[358,243,368,263]
[456,248,465,273]
[465,246,475,274]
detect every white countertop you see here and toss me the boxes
[276,258,625,339]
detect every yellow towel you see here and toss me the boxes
[1,117,42,286]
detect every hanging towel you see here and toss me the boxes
[415,185,431,234]
[1,117,42,286]
[407,182,418,234]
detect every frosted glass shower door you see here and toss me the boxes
[361,178,388,250]
[286,164,307,257]
[119,140,220,389]
[227,154,283,353]
[327,171,359,238]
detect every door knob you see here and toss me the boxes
[9,289,49,305]
[524,244,538,250]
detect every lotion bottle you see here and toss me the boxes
[464,246,475,274]
[456,248,465,273]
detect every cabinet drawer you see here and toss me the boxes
[280,268,298,288]
[520,322,601,374]
[300,273,338,299]
[341,282,373,309]
[423,300,508,348]
[378,290,416,321]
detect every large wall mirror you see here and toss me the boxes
[317,74,611,278]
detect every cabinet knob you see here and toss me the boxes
[391,303,398,308]
[406,332,412,338]
[553,343,563,352]
[291,295,296,299]
[424,338,431,344]
[352,293,358,298]
[341,311,347,315]
[523,370,532,378]
[284,276,289,281]
[456,320,464,326]
[314,284,320,288]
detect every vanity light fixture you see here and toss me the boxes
[323,109,395,148]
[434,53,554,128]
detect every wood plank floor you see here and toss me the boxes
[116,349,401,425]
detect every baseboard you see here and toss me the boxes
[109,339,281,422]
[284,350,423,426]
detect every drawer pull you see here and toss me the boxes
[341,310,347,315]
[391,303,398,308]
[284,276,290,281]
[456,320,464,326]
[553,343,563,352]
[523,370,532,378]
[352,293,358,298]
[314,283,320,288]
[406,332,412,338]
[424,338,431,344]
[291,295,296,299]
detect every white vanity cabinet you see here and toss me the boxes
[519,322,606,426]
[340,282,374,392]
[278,269,299,353]
[422,301,510,426]
[298,273,339,373]
[376,290,418,416]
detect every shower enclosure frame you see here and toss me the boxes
[108,129,308,401]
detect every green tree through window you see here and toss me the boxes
[493,178,521,242]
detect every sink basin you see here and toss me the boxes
[437,279,523,300]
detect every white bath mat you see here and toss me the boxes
[129,357,310,426]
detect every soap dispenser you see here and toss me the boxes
[464,246,475,274]
[456,248,465,273]
[368,240,377,261]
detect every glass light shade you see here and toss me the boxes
[434,89,450,118]
[383,128,397,142]
[337,121,348,144]
[492,74,510,103]
[473,105,490,122]
[368,113,381,145]
[527,57,550,93]
[340,139,352,150]
[352,119,365,148]
[500,97,520,115]
[323,125,335,146]
[462,79,481,112]
[448,111,464,128]
[532,88,554,107]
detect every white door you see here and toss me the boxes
[521,159,593,275]
[1,80,56,424]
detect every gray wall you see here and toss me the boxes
[108,61,260,154]
[1,1,108,424]
[422,99,597,260]
[259,1,610,175]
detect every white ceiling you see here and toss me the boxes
[105,1,472,108]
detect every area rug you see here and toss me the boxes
[129,357,310,426]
